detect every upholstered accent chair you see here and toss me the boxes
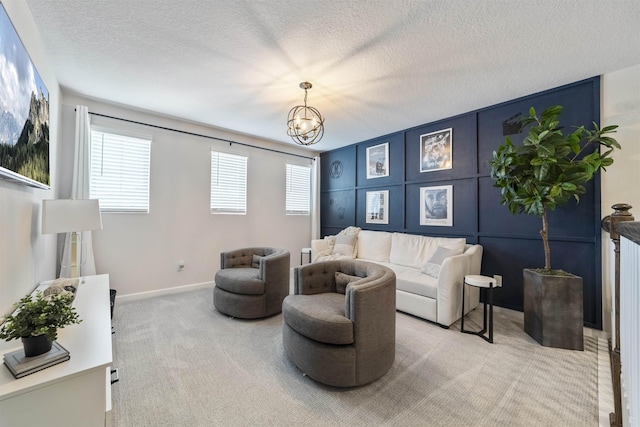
[282,259,396,387]
[214,247,290,319]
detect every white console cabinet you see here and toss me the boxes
[0,274,113,427]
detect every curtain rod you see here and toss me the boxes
[86,111,316,161]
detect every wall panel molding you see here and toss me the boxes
[320,77,603,329]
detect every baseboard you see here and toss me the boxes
[115,281,214,302]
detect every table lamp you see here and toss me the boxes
[42,199,103,278]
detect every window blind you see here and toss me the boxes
[89,130,151,213]
[286,164,311,215]
[211,151,247,214]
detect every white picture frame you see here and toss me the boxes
[420,128,452,173]
[366,190,389,224]
[366,142,389,179]
[420,185,453,226]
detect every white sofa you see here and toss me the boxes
[311,230,482,327]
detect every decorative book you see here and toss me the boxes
[3,341,70,379]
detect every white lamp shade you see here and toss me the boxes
[42,199,103,234]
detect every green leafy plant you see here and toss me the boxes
[488,105,620,273]
[0,291,81,342]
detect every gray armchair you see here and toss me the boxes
[282,259,396,387]
[214,247,290,319]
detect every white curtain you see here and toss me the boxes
[60,106,97,277]
[311,155,321,240]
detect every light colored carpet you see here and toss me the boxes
[111,286,598,426]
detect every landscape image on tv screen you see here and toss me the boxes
[0,4,50,189]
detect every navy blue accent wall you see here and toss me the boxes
[320,77,603,329]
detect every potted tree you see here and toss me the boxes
[488,105,620,350]
[0,290,81,357]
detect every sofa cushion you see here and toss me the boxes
[389,233,465,268]
[334,272,363,294]
[282,293,354,345]
[369,261,438,299]
[396,267,439,299]
[388,233,432,268]
[333,234,357,258]
[215,268,264,295]
[357,230,392,262]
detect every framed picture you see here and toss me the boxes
[366,142,389,179]
[420,128,452,173]
[366,190,389,224]
[0,4,50,189]
[420,185,453,226]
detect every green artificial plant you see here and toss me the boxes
[0,291,81,342]
[488,105,620,273]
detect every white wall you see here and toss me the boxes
[59,94,316,296]
[600,64,640,337]
[0,1,60,316]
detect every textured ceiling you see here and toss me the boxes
[25,0,640,152]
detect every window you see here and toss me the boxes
[211,151,247,214]
[286,164,311,215]
[89,130,151,213]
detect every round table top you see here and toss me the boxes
[464,274,499,288]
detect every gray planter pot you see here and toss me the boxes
[523,268,584,351]
[21,334,53,357]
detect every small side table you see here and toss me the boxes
[300,247,312,265]
[461,274,501,343]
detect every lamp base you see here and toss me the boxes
[70,231,79,278]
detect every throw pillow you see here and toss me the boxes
[421,262,441,278]
[333,234,357,258]
[337,226,361,257]
[252,254,262,268]
[325,235,337,251]
[334,272,362,294]
[421,245,462,278]
[337,226,361,236]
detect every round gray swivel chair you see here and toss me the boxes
[214,247,290,319]
[282,259,396,387]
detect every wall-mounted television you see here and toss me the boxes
[0,3,50,189]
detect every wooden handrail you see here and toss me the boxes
[601,203,634,427]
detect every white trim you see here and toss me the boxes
[115,281,214,302]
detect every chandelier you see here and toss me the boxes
[287,82,325,145]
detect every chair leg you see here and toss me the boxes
[488,285,494,343]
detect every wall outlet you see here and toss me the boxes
[177,260,185,272]
[493,274,502,287]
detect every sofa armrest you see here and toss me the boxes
[464,244,483,275]
[435,253,472,326]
